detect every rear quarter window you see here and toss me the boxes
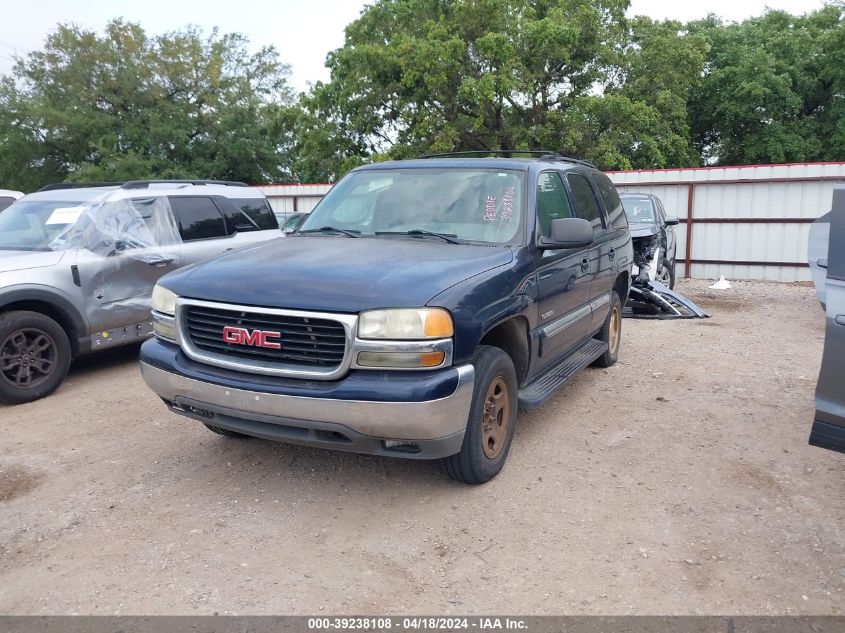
[231,198,278,230]
[592,172,627,230]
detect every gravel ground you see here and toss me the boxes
[0,280,842,615]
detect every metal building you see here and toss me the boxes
[258,162,845,281]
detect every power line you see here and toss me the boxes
[0,39,30,54]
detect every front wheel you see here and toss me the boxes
[657,258,675,289]
[0,311,72,404]
[592,291,623,368]
[443,345,518,485]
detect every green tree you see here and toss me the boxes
[299,0,632,179]
[0,20,297,191]
[688,5,844,165]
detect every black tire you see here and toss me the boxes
[659,258,676,289]
[0,310,72,405]
[203,423,251,439]
[443,345,518,485]
[592,291,623,368]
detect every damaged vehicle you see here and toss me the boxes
[808,185,845,453]
[620,192,678,288]
[619,193,708,319]
[0,180,281,404]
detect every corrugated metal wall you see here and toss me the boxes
[608,162,845,281]
[258,162,845,281]
[257,184,331,214]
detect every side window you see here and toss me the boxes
[565,173,604,232]
[656,199,668,223]
[231,198,278,230]
[0,197,14,211]
[169,196,229,241]
[216,197,260,233]
[536,171,573,237]
[591,172,627,230]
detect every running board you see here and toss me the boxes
[518,339,607,410]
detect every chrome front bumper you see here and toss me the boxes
[140,362,475,459]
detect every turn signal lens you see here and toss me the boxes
[357,351,446,368]
[423,310,454,337]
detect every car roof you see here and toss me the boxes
[21,183,267,203]
[0,189,24,198]
[352,157,595,173]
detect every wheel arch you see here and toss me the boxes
[478,316,530,386]
[0,287,88,356]
[613,270,631,303]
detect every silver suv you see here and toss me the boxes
[0,180,282,404]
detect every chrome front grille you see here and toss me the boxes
[176,299,356,379]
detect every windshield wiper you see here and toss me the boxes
[376,229,463,244]
[298,226,361,238]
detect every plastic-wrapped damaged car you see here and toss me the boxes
[0,180,280,404]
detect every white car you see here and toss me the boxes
[0,179,282,404]
[0,189,24,211]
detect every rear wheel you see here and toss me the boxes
[0,311,71,404]
[444,346,518,485]
[592,292,623,368]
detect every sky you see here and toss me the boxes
[0,0,828,91]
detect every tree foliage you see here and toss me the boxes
[301,0,844,179]
[0,20,296,191]
[688,6,845,164]
[1,3,844,188]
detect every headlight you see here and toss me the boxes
[151,284,177,316]
[358,308,453,340]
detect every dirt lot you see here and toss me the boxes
[0,280,843,615]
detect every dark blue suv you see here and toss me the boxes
[140,155,633,483]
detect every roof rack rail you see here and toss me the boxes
[121,179,248,189]
[36,182,124,192]
[36,179,249,193]
[419,150,596,168]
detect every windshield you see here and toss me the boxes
[300,168,525,244]
[0,200,87,250]
[621,196,657,223]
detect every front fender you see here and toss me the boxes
[0,284,90,353]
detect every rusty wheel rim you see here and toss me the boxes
[481,376,511,459]
[608,305,621,356]
[0,328,58,390]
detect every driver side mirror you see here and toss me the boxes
[540,217,594,250]
[665,217,680,226]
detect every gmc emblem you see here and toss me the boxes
[222,326,282,349]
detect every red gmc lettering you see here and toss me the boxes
[222,326,282,349]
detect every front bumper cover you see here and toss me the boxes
[140,355,474,460]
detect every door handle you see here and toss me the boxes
[147,258,174,267]
[609,248,616,261]
[580,258,590,272]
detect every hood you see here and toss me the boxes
[162,236,514,312]
[629,223,660,240]
[0,249,66,273]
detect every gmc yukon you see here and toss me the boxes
[139,154,633,483]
